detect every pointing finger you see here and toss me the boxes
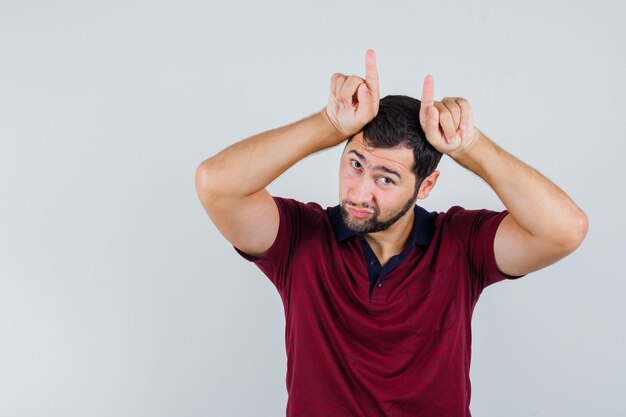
[423,105,441,142]
[419,74,435,126]
[421,74,435,105]
[364,49,380,103]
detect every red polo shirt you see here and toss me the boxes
[234,196,526,417]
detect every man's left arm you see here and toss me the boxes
[453,130,588,277]
[419,75,589,277]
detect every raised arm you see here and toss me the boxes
[195,49,380,258]
[418,75,589,277]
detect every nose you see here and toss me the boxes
[347,176,375,208]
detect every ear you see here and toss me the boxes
[417,170,440,200]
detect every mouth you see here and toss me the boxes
[347,206,374,219]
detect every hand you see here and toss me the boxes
[418,75,479,157]
[325,49,380,138]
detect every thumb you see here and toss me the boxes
[355,83,371,116]
[358,83,370,101]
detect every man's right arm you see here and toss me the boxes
[194,49,380,258]
[194,109,347,258]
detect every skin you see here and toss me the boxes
[196,48,588,278]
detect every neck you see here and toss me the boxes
[363,210,415,265]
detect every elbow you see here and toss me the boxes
[195,161,210,193]
[560,210,589,253]
[574,210,589,246]
[195,157,239,206]
[195,160,221,202]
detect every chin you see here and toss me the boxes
[348,216,372,228]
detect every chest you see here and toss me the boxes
[284,236,470,352]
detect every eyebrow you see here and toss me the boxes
[348,150,403,180]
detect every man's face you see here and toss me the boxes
[338,132,419,233]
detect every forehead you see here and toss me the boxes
[343,132,414,173]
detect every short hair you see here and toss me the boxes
[349,94,443,190]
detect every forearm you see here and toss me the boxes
[451,130,588,246]
[196,108,346,199]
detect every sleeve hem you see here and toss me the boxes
[488,210,527,280]
[232,196,285,264]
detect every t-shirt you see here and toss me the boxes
[234,196,526,417]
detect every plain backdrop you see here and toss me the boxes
[1,0,625,416]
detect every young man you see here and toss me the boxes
[195,49,588,417]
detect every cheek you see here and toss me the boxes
[338,174,350,198]
[374,194,391,210]
[339,166,354,187]
[374,188,408,212]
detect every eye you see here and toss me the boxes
[378,176,395,186]
[350,160,362,170]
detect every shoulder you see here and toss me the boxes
[272,196,328,230]
[435,205,508,223]
[273,196,326,217]
[432,205,509,242]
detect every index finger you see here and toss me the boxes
[364,49,379,102]
[421,74,435,106]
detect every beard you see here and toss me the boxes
[339,187,419,234]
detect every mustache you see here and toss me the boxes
[341,200,379,214]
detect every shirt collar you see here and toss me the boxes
[328,203,435,246]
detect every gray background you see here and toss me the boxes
[1,0,624,416]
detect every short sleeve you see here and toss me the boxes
[448,206,527,294]
[232,196,321,294]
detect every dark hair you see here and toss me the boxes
[350,95,443,190]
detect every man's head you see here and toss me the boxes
[338,95,443,233]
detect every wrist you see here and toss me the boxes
[448,129,502,182]
[318,108,350,145]
[449,128,486,162]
